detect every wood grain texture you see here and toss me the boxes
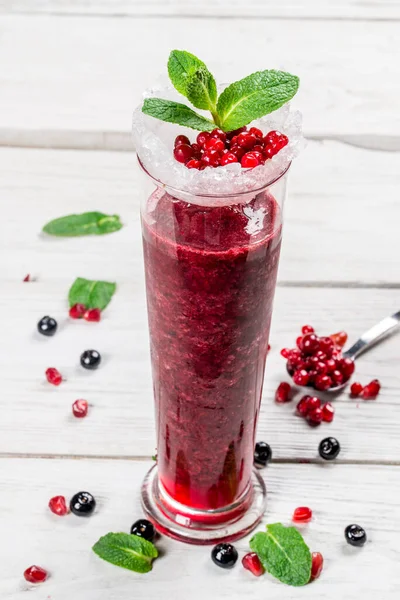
[0,15,399,148]
[1,0,399,20]
[1,457,399,599]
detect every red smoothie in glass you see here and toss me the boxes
[142,188,281,511]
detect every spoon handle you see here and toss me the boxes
[344,310,400,360]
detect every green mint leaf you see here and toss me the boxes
[42,212,122,237]
[168,50,217,111]
[250,522,311,586]
[68,277,116,310]
[216,70,299,131]
[142,98,214,131]
[92,532,158,574]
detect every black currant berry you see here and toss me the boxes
[80,349,101,370]
[70,491,96,516]
[130,519,156,542]
[319,437,340,461]
[211,543,238,569]
[37,316,57,337]
[254,441,272,467]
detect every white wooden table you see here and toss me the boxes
[1,2,400,598]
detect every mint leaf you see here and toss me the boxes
[42,212,122,237]
[216,70,299,131]
[92,532,158,574]
[168,50,217,111]
[68,277,116,310]
[250,522,311,586]
[142,98,214,132]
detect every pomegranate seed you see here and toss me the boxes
[220,152,238,166]
[202,149,220,167]
[341,357,355,379]
[310,552,324,581]
[242,552,265,576]
[307,407,323,426]
[301,333,320,354]
[230,145,245,160]
[319,337,335,357]
[315,361,328,375]
[45,367,62,386]
[197,131,211,147]
[280,348,291,359]
[264,144,278,159]
[237,132,257,149]
[275,382,292,403]
[296,335,303,349]
[210,128,227,143]
[186,159,202,169]
[302,325,314,335]
[69,303,86,319]
[226,126,247,140]
[361,379,381,400]
[307,396,322,411]
[24,566,48,584]
[173,144,194,164]
[205,137,225,152]
[322,402,335,422]
[252,150,265,164]
[331,370,344,386]
[174,134,190,148]
[264,130,281,144]
[83,308,101,322]
[292,506,312,523]
[274,133,289,151]
[253,144,264,153]
[293,369,309,386]
[249,127,263,139]
[330,331,348,347]
[48,495,68,516]
[325,358,336,373]
[191,143,202,158]
[314,374,332,391]
[297,395,312,416]
[23,274,31,282]
[350,381,364,397]
[241,152,260,168]
[72,399,89,418]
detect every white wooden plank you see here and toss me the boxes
[1,0,399,20]
[1,458,399,599]
[0,15,399,146]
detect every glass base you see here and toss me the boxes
[141,465,267,545]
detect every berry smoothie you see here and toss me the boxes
[142,188,281,512]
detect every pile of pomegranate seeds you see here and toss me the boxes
[350,379,381,400]
[69,303,101,321]
[296,395,335,426]
[281,325,355,391]
[45,367,62,386]
[292,506,313,523]
[173,127,288,170]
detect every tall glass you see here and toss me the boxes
[140,160,289,543]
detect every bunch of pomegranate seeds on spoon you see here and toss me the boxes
[173,127,288,170]
[280,326,354,391]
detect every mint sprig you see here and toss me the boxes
[142,50,299,132]
[42,212,122,237]
[68,277,116,311]
[92,532,158,573]
[250,522,312,586]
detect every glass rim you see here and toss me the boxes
[137,155,291,200]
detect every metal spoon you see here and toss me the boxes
[287,310,400,393]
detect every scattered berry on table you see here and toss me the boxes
[48,495,68,516]
[72,399,88,418]
[310,552,324,581]
[70,491,96,516]
[37,316,57,337]
[275,382,292,403]
[292,506,313,523]
[321,402,335,422]
[307,407,323,426]
[23,274,31,282]
[24,565,48,584]
[350,381,364,397]
[211,543,238,569]
[361,379,381,400]
[45,367,62,386]
[69,303,86,319]
[83,308,101,322]
[319,437,341,460]
[344,524,367,547]
[80,349,101,370]
[254,441,272,467]
[242,552,265,576]
[130,519,156,542]
[296,395,312,416]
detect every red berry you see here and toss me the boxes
[241,152,260,168]
[237,132,257,149]
[350,381,363,397]
[253,144,264,153]
[242,552,265,577]
[292,506,312,523]
[264,145,277,159]
[274,133,289,151]
[293,369,310,386]
[310,552,324,581]
[173,144,194,164]
[297,395,312,416]
[220,152,238,166]
[72,399,89,418]
[69,303,86,319]
[361,379,381,400]
[191,143,202,158]
[307,407,323,425]
[249,127,263,139]
[331,370,344,386]
[202,149,221,167]
[23,274,31,282]
[301,333,320,354]
[186,159,202,169]
[302,325,315,335]
[280,348,291,359]
[322,402,335,422]
[45,367,62,386]
[315,361,328,375]
[318,337,335,357]
[24,566,48,584]
[174,134,190,148]
[314,374,332,391]
[83,308,101,322]
[275,381,292,403]
[252,151,265,164]
[48,495,68,516]
[210,128,227,143]
[264,130,281,144]
[330,331,348,347]
[296,335,304,349]
[307,396,322,411]
[341,357,355,379]
[230,145,245,160]
[197,131,211,147]
[205,137,225,152]
[325,358,336,373]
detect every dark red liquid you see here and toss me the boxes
[142,188,281,511]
